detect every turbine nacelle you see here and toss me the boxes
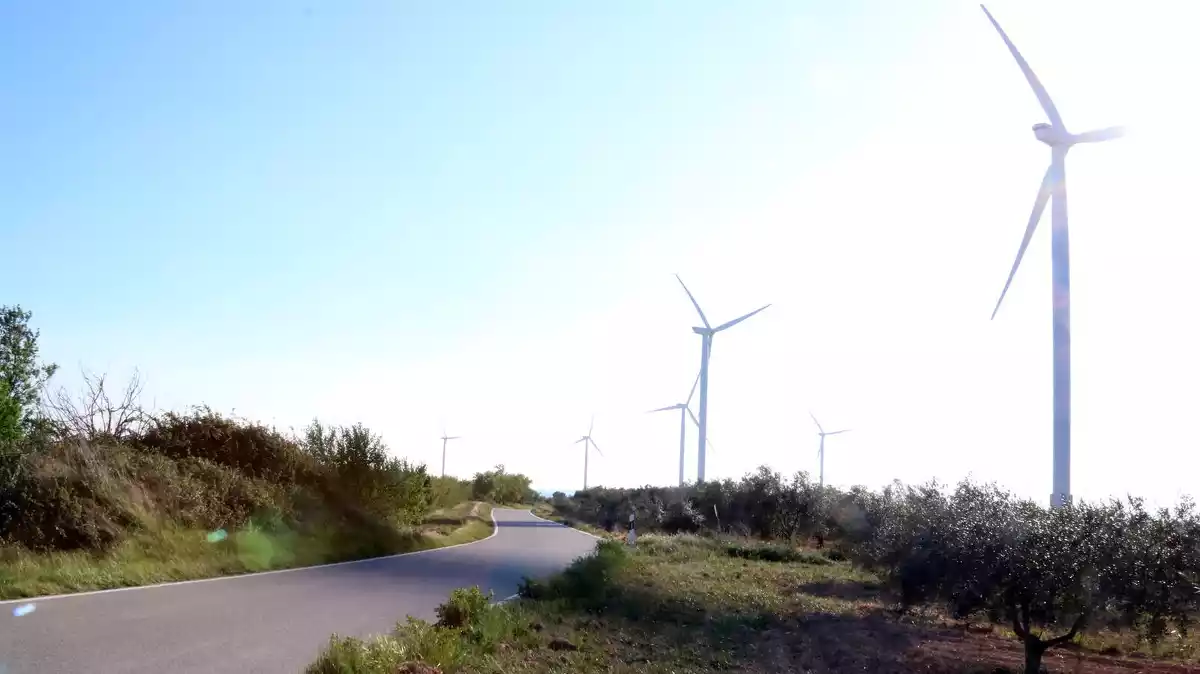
[1031,122,1125,148]
[1032,122,1067,146]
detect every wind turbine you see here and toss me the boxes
[675,274,770,483]
[575,416,603,490]
[439,428,461,478]
[981,5,1124,509]
[648,372,712,487]
[809,412,849,489]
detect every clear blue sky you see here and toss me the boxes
[6,1,929,360]
[4,2,1197,505]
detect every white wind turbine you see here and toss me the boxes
[675,274,770,483]
[809,412,850,489]
[981,4,1125,509]
[575,416,604,490]
[648,372,714,487]
[439,428,461,478]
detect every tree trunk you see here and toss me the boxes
[1008,599,1087,674]
[1023,638,1047,674]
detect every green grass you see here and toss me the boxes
[0,502,493,600]
[306,532,1200,674]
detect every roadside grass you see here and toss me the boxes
[0,503,494,600]
[307,532,1200,674]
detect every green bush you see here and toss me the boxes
[307,590,533,674]
[429,476,471,509]
[300,420,432,525]
[435,586,493,629]
[470,465,534,504]
[518,540,629,609]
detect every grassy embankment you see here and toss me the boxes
[308,534,1200,674]
[0,499,493,601]
[0,409,501,601]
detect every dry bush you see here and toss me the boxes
[40,369,151,444]
[0,441,140,550]
[135,407,317,485]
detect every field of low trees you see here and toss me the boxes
[547,468,1200,672]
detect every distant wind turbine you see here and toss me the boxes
[648,372,713,487]
[981,4,1124,509]
[575,416,604,490]
[810,412,849,489]
[439,428,461,478]
[675,274,770,483]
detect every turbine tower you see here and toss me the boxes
[439,428,461,478]
[981,5,1124,509]
[809,412,849,489]
[675,274,770,483]
[648,372,710,486]
[575,416,604,490]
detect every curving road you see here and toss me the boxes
[0,508,599,674]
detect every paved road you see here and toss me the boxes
[0,508,599,674]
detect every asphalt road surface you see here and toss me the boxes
[0,508,600,674]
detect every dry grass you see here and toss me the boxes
[308,533,1200,674]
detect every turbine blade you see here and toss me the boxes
[675,274,712,329]
[715,304,771,332]
[980,5,1064,129]
[991,162,1054,320]
[1073,126,1126,144]
[575,437,587,444]
[686,371,700,405]
[589,439,603,456]
[648,405,679,413]
[448,436,462,440]
[826,429,851,436]
[809,411,824,434]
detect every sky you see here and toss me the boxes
[3,1,1198,507]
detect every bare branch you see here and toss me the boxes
[1045,612,1089,649]
[39,368,149,442]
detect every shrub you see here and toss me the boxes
[470,466,534,504]
[300,420,433,525]
[136,408,312,485]
[429,476,471,509]
[435,586,493,629]
[518,540,629,610]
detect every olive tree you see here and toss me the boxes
[859,481,1200,673]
